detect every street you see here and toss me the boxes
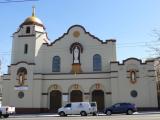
[4,112,160,120]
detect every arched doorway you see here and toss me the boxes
[92,90,104,112]
[50,90,62,113]
[70,90,83,102]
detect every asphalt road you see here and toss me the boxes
[3,112,160,120]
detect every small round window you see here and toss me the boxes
[18,91,24,99]
[130,90,138,98]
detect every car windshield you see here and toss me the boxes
[113,103,120,107]
[90,102,96,107]
[64,103,71,108]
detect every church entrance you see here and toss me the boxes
[92,90,104,112]
[70,90,83,102]
[50,90,62,113]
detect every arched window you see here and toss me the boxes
[26,26,30,33]
[24,44,28,54]
[93,54,102,71]
[52,56,61,72]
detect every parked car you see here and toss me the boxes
[104,103,137,115]
[0,106,15,118]
[58,102,97,116]
[89,102,97,115]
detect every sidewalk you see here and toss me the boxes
[10,111,160,117]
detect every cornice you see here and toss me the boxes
[11,61,35,66]
[110,57,154,65]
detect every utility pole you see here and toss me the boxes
[0,58,2,103]
[0,59,1,76]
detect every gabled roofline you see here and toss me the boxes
[110,57,154,65]
[44,24,116,46]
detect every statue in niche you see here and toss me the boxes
[17,67,27,86]
[73,46,79,63]
[130,71,136,84]
[19,74,24,86]
[131,71,136,81]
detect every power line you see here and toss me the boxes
[0,40,160,55]
[0,0,39,3]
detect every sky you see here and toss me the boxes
[0,0,160,74]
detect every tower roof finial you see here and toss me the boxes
[32,5,35,16]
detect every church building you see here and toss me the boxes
[2,8,158,113]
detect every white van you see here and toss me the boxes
[58,102,97,116]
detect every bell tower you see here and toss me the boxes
[2,7,50,112]
[11,6,49,64]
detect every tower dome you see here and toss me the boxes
[20,6,45,28]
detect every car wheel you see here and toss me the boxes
[80,111,87,116]
[127,109,133,115]
[92,112,97,116]
[3,114,9,118]
[59,111,66,116]
[106,110,112,115]
[0,112,2,118]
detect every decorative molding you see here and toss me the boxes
[34,71,117,75]
[62,93,69,95]
[84,92,90,95]
[20,22,45,29]
[127,77,139,78]
[106,92,112,95]
[96,83,100,89]
[148,70,156,72]
[33,77,117,81]
[18,34,35,37]
[11,61,35,66]
[42,93,48,95]
[73,31,80,38]
[110,71,118,73]
[147,76,156,77]
[3,79,10,80]
[70,42,83,53]
[123,58,142,63]
[74,84,79,89]
[110,76,118,78]
[53,84,58,90]
[110,57,154,65]
[127,70,139,72]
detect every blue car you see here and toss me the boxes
[104,103,137,115]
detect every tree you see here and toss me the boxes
[148,29,160,57]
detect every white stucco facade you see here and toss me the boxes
[2,12,158,113]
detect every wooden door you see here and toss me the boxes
[70,90,83,102]
[92,90,104,112]
[50,90,62,113]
